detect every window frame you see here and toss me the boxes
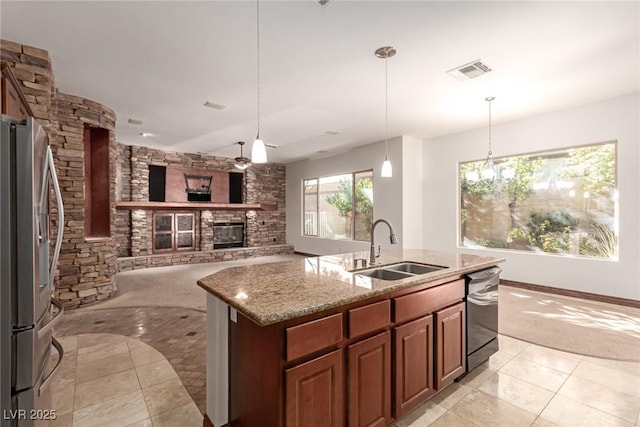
[302,169,374,242]
[457,140,618,260]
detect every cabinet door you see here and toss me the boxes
[394,315,434,419]
[285,349,344,427]
[347,331,391,427]
[435,302,466,389]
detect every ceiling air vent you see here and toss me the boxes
[447,60,492,80]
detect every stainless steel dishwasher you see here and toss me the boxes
[466,266,501,371]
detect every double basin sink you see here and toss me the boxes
[355,262,446,281]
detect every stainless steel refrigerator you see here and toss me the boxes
[1,116,65,426]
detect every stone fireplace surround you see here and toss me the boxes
[1,38,291,309]
[115,144,290,259]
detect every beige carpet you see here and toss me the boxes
[499,285,640,362]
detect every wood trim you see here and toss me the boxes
[115,201,270,211]
[1,62,35,117]
[500,280,640,309]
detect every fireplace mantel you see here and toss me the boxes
[115,201,277,211]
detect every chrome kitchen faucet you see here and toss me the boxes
[370,219,398,264]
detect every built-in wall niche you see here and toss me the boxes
[149,165,166,202]
[152,212,195,253]
[84,125,110,237]
[147,165,244,203]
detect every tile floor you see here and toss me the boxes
[394,335,640,427]
[50,334,202,427]
[55,307,207,414]
[50,333,640,426]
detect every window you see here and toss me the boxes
[459,142,618,259]
[303,170,374,241]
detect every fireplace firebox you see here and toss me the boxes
[213,222,245,249]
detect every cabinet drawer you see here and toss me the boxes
[286,313,343,362]
[394,279,464,324]
[348,300,390,338]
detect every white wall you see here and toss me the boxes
[423,94,640,300]
[286,138,403,255]
[402,135,424,249]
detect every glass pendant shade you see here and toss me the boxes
[481,158,496,182]
[251,138,267,163]
[381,157,392,178]
[465,171,479,183]
[501,167,515,181]
[234,160,251,170]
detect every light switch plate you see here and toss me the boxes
[230,308,237,323]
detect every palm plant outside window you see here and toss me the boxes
[303,170,374,241]
[459,141,618,259]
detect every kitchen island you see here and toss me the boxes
[198,249,504,427]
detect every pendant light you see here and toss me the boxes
[251,0,268,163]
[376,46,396,178]
[481,96,496,183]
[234,141,252,170]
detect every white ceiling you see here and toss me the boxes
[1,1,638,163]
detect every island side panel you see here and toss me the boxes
[206,294,229,427]
[229,311,284,427]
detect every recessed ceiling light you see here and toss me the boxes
[128,118,144,125]
[140,132,153,137]
[204,101,227,110]
[325,130,340,135]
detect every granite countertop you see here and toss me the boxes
[197,249,504,326]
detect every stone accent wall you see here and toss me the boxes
[120,146,286,256]
[117,244,294,272]
[54,93,118,308]
[1,39,57,136]
[115,143,132,256]
[246,163,287,247]
[2,39,118,309]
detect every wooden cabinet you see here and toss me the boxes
[394,315,434,419]
[229,275,468,427]
[1,64,33,120]
[285,349,344,427]
[392,280,466,419]
[286,313,342,362]
[152,212,195,253]
[347,331,391,427]
[435,302,466,389]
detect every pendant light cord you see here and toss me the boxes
[487,98,493,158]
[256,0,261,139]
[384,54,389,159]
